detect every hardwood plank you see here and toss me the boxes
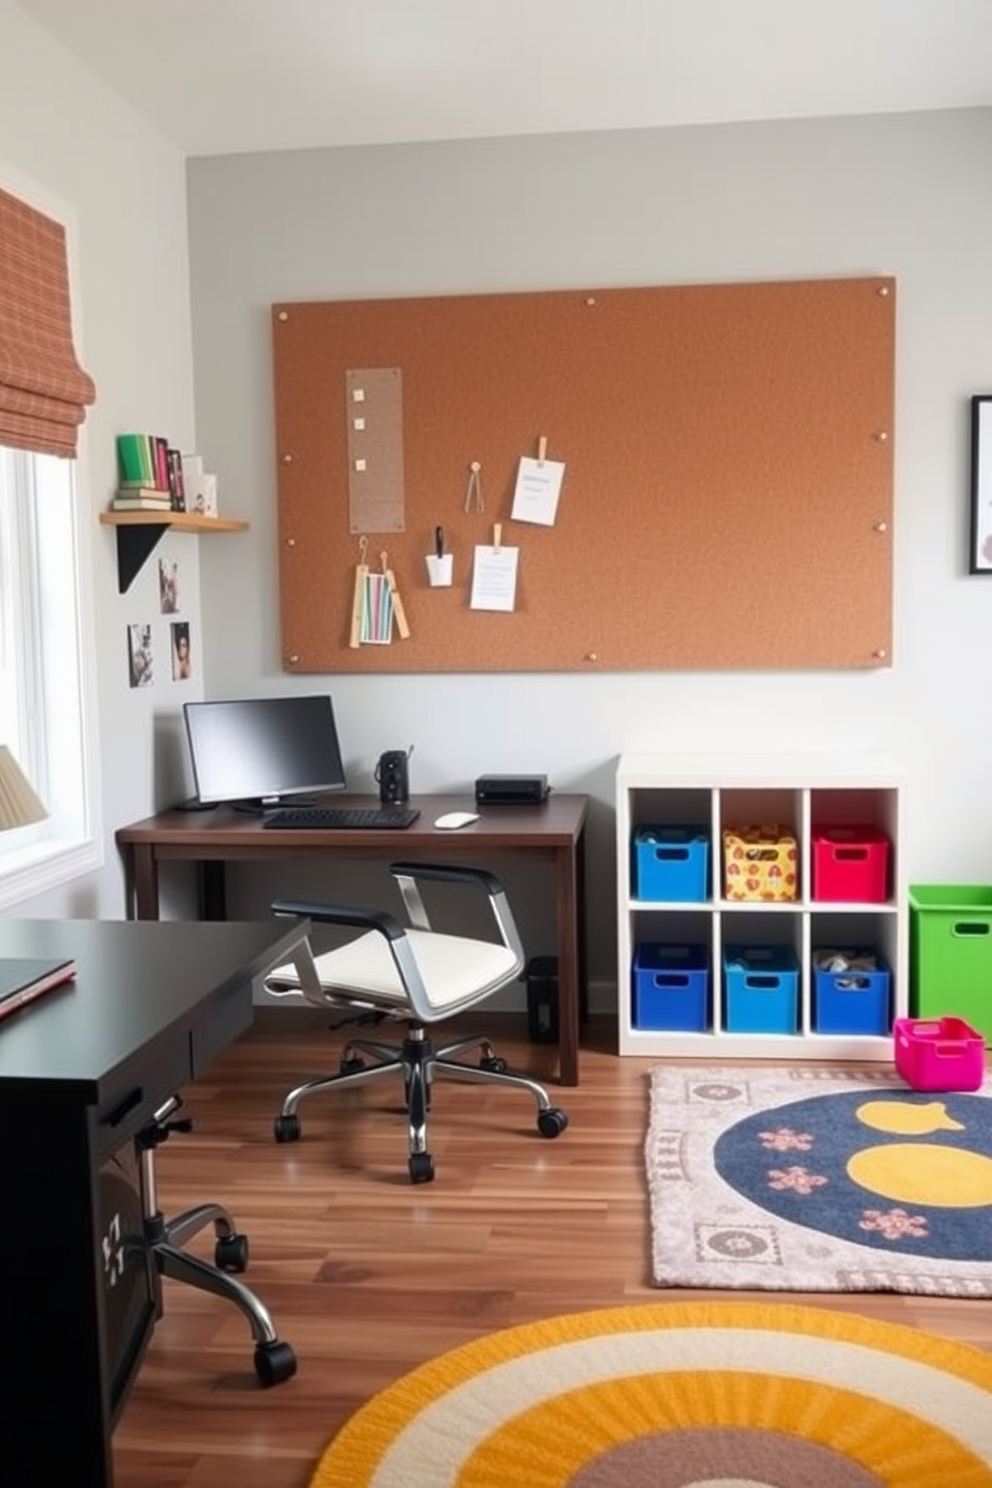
[113,1017,991,1488]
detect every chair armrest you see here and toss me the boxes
[270,899,407,942]
[388,861,505,894]
[268,898,428,1012]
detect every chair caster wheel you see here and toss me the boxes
[409,1152,435,1184]
[480,1054,508,1073]
[254,1339,298,1387]
[215,1232,249,1272]
[274,1113,301,1143]
[340,1055,365,1074]
[537,1107,569,1138]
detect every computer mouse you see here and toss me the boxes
[433,811,480,830]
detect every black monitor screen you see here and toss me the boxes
[183,695,347,807]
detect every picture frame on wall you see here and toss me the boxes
[969,394,992,573]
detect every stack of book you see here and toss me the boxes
[112,433,186,511]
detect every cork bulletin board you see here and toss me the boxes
[272,276,895,673]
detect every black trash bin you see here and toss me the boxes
[523,955,558,1043]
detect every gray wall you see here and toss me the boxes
[186,108,992,999]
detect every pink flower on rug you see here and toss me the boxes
[859,1208,929,1240]
[758,1127,814,1152]
[766,1165,829,1195]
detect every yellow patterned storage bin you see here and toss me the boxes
[722,823,798,901]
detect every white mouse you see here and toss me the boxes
[433,811,480,830]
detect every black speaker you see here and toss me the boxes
[375,749,410,804]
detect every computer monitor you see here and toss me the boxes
[183,694,347,808]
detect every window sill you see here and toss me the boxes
[0,835,104,911]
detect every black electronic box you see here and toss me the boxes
[475,774,549,806]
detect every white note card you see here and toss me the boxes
[510,455,566,526]
[470,544,519,612]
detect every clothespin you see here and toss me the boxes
[349,536,369,648]
[380,549,411,640]
[492,522,502,554]
[537,436,547,465]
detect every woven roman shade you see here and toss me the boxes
[0,185,96,458]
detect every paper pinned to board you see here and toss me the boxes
[470,533,518,612]
[510,451,565,526]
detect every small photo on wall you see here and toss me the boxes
[127,623,153,688]
[158,557,180,614]
[171,620,193,681]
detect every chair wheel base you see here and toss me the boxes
[409,1152,435,1183]
[537,1108,569,1138]
[254,1339,298,1386]
[215,1232,249,1272]
[274,1113,301,1143]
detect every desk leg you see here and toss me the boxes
[131,845,161,921]
[555,845,581,1087]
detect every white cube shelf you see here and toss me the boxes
[616,751,907,1060]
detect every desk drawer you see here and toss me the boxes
[95,1040,192,1159]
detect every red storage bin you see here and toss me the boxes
[812,825,889,902]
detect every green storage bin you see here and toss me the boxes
[909,885,992,1044]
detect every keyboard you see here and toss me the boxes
[262,805,421,831]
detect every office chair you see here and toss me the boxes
[265,861,569,1183]
[136,1095,297,1385]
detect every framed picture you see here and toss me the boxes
[969,394,992,573]
[170,620,193,681]
[127,623,153,688]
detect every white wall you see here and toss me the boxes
[184,109,992,991]
[0,0,202,918]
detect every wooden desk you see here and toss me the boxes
[117,793,588,1085]
[0,917,305,1488]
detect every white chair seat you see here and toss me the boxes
[268,928,519,1019]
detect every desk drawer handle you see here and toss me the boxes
[106,1086,143,1127]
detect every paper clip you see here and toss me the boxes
[464,460,483,512]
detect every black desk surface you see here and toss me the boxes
[0,918,303,1100]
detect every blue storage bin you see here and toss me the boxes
[813,948,891,1035]
[633,942,709,1030]
[633,825,709,902]
[723,944,799,1033]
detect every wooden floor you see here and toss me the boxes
[114,1015,990,1488]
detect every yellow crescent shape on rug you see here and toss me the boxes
[848,1142,992,1207]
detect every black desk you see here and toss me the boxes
[0,917,305,1488]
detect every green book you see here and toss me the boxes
[116,433,155,486]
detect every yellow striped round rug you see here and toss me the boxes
[309,1301,992,1487]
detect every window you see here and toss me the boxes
[0,443,100,907]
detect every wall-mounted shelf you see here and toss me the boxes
[100,511,249,593]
